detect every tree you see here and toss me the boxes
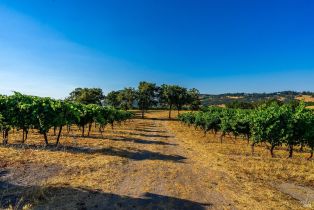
[173,87,189,114]
[120,87,136,110]
[160,84,191,118]
[137,81,158,118]
[160,85,179,118]
[67,88,104,105]
[187,88,201,111]
[106,91,121,108]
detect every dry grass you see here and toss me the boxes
[164,116,314,209]
[296,95,314,102]
[226,96,244,99]
[0,110,313,209]
[0,122,142,209]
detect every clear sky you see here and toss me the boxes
[0,0,313,99]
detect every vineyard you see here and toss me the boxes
[0,93,313,209]
[0,92,133,146]
[178,103,314,159]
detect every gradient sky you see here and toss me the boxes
[0,0,313,99]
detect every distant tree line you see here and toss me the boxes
[202,91,314,106]
[225,98,302,109]
[67,82,202,118]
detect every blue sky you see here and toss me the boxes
[0,0,313,98]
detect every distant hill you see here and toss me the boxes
[200,91,314,106]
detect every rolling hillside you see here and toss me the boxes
[200,91,314,106]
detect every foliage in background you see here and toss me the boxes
[67,88,104,105]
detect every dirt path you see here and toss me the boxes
[111,118,235,210]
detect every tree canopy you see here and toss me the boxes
[67,88,104,105]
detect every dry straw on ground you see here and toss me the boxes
[0,110,313,209]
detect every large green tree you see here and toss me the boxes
[187,88,201,111]
[120,87,136,110]
[106,91,121,108]
[160,84,196,118]
[137,81,158,118]
[160,84,181,118]
[67,88,104,105]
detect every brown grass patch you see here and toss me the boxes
[163,113,313,210]
[296,95,314,102]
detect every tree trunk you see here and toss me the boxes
[53,126,56,136]
[299,143,304,152]
[141,109,144,119]
[288,145,293,158]
[3,129,8,145]
[88,123,92,136]
[99,126,104,138]
[82,126,85,137]
[168,104,172,119]
[56,126,63,146]
[270,145,276,157]
[43,132,49,146]
[25,130,28,142]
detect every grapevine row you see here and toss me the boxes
[0,92,133,146]
[178,103,314,159]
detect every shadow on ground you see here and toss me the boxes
[108,136,177,146]
[0,178,211,210]
[109,131,172,139]
[134,117,179,122]
[77,134,174,144]
[133,128,167,133]
[0,144,186,162]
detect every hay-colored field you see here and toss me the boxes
[296,95,314,102]
[0,110,313,210]
[226,96,244,99]
[216,104,226,108]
